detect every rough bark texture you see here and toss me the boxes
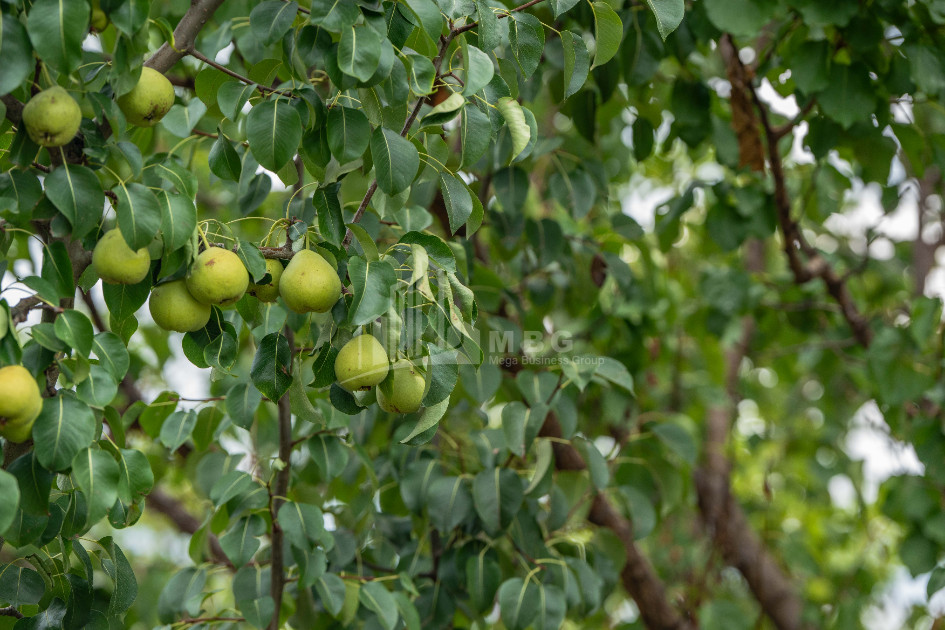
[145,0,228,73]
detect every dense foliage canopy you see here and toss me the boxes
[1,0,945,629]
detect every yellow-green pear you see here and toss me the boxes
[21,87,82,147]
[91,8,109,30]
[117,67,175,127]
[92,228,151,284]
[335,334,389,392]
[249,259,284,302]
[0,365,42,443]
[377,359,425,414]
[279,249,341,313]
[149,279,211,332]
[186,247,249,307]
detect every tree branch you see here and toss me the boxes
[0,607,24,619]
[539,414,694,630]
[269,326,295,630]
[187,49,297,99]
[145,0,228,73]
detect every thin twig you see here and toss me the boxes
[188,48,297,99]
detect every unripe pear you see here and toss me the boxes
[279,249,341,313]
[0,365,42,443]
[186,248,249,307]
[92,228,151,284]
[149,279,211,332]
[21,87,82,147]
[91,8,109,31]
[249,259,284,302]
[335,334,389,392]
[117,67,175,127]
[377,359,426,414]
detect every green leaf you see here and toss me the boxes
[309,0,359,32]
[400,397,449,444]
[314,183,345,247]
[347,257,397,326]
[0,13,34,95]
[651,420,697,465]
[33,393,96,472]
[251,332,293,401]
[466,552,501,613]
[70,447,120,525]
[550,0,581,17]
[226,382,262,429]
[157,191,197,252]
[475,0,500,50]
[218,82,258,121]
[157,567,207,624]
[311,343,339,388]
[44,164,104,239]
[99,536,138,615]
[496,97,530,163]
[595,357,635,393]
[534,583,567,630]
[398,232,457,272]
[161,101,207,138]
[41,241,74,299]
[102,276,150,321]
[644,0,685,40]
[211,470,259,506]
[26,0,89,75]
[427,476,473,533]
[278,501,328,550]
[247,99,304,172]
[473,468,524,535]
[327,106,371,164]
[54,309,94,358]
[221,514,265,567]
[111,447,153,502]
[76,364,119,407]
[0,471,20,534]
[704,0,774,40]
[509,13,544,77]
[360,582,399,630]
[403,0,443,42]
[209,134,242,181]
[160,410,197,451]
[461,104,491,168]
[591,2,622,68]
[561,31,590,99]
[371,127,420,195]
[6,452,54,516]
[462,43,495,96]
[0,564,45,606]
[315,573,347,616]
[498,578,540,630]
[439,172,473,234]
[818,62,875,129]
[115,182,162,250]
[404,52,436,95]
[250,1,299,45]
[308,434,350,479]
[338,24,382,82]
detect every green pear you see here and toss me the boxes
[149,279,211,332]
[91,8,109,30]
[377,359,426,414]
[249,259,284,302]
[117,67,175,127]
[0,365,42,443]
[335,334,389,391]
[186,248,249,307]
[279,249,341,313]
[21,87,82,147]
[92,228,151,284]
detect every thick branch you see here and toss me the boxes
[269,326,295,630]
[539,414,693,630]
[147,487,233,569]
[0,607,24,619]
[145,0,228,73]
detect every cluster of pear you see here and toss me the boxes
[91,232,346,331]
[334,335,426,414]
[20,66,174,148]
[0,365,43,443]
